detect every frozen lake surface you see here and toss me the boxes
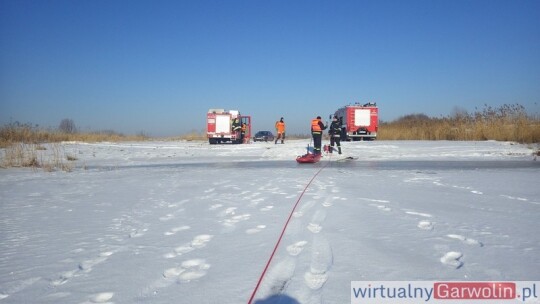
[1,140,538,303]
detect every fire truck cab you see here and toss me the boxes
[207,109,251,144]
[334,102,378,141]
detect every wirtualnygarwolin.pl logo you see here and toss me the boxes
[351,281,539,303]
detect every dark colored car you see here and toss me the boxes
[253,131,275,142]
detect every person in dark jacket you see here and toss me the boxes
[311,116,327,155]
[232,117,241,132]
[328,115,342,154]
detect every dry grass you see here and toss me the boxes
[0,122,149,148]
[0,143,75,172]
[0,123,148,171]
[176,130,207,141]
[379,104,540,144]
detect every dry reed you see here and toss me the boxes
[379,104,539,144]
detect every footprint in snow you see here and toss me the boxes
[304,272,328,290]
[208,203,223,211]
[190,234,213,249]
[163,245,192,259]
[304,235,333,291]
[51,269,78,286]
[322,196,343,207]
[417,220,434,230]
[249,198,265,207]
[260,205,274,212]
[440,251,463,269]
[163,259,211,283]
[222,207,237,216]
[164,225,190,236]
[310,235,333,275]
[88,292,114,303]
[405,211,433,218]
[322,201,333,207]
[307,223,322,234]
[218,207,250,227]
[79,255,108,272]
[293,200,316,218]
[286,241,308,256]
[307,209,327,233]
[370,204,392,212]
[165,234,213,259]
[260,258,297,296]
[159,213,175,221]
[129,228,148,238]
[223,214,251,227]
[52,251,114,285]
[246,225,266,234]
[178,259,211,282]
[163,259,210,283]
[447,234,483,247]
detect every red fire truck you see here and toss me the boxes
[206,109,251,144]
[334,102,378,141]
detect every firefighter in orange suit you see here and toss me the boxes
[311,116,327,155]
[275,117,286,144]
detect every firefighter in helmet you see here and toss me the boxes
[328,115,342,154]
[232,117,241,133]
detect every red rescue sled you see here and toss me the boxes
[296,153,322,163]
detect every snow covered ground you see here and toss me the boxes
[0,140,539,304]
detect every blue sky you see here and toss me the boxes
[1,0,539,136]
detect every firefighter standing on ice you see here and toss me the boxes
[275,117,286,144]
[328,115,342,154]
[311,116,327,155]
